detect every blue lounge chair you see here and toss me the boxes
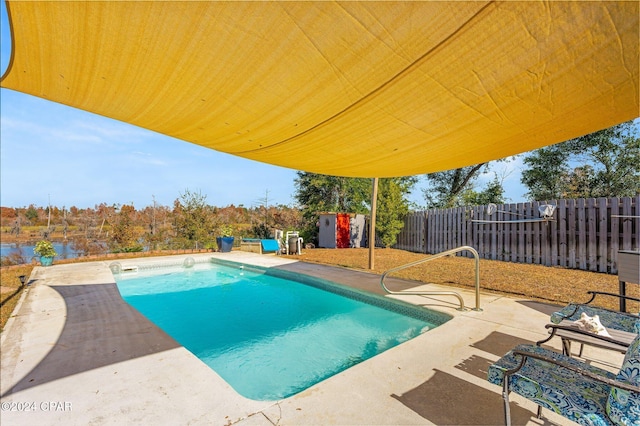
[488,333,640,425]
[548,291,640,356]
[550,291,640,333]
[260,239,280,255]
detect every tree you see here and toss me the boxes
[172,189,216,249]
[461,174,506,206]
[108,204,143,252]
[375,177,417,247]
[562,165,596,199]
[141,198,172,251]
[25,205,39,224]
[521,121,640,200]
[520,144,568,201]
[251,223,272,239]
[272,205,303,232]
[422,164,490,208]
[295,173,371,213]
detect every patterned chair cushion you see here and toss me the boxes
[488,344,617,426]
[551,304,640,334]
[606,334,640,425]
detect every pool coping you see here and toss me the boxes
[0,252,625,425]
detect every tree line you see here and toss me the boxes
[1,121,637,259]
[1,192,303,256]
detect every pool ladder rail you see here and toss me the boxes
[380,245,482,312]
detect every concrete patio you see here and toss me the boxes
[1,252,625,425]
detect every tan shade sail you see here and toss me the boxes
[2,1,638,177]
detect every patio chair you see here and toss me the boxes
[537,322,635,357]
[260,239,280,255]
[549,291,640,356]
[551,291,640,330]
[488,333,640,426]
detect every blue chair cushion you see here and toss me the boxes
[607,334,640,425]
[261,239,280,253]
[488,344,617,426]
[550,304,640,334]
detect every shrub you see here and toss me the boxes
[33,240,57,257]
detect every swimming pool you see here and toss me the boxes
[114,259,451,400]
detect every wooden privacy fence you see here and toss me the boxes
[395,196,639,274]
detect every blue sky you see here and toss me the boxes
[0,1,527,210]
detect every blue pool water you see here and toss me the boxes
[115,261,450,400]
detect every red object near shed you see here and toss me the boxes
[318,213,366,248]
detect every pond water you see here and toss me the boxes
[0,242,83,260]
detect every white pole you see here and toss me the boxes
[47,194,51,231]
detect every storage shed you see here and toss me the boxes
[318,213,366,248]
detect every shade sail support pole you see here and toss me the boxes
[369,177,378,270]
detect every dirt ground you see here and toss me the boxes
[284,248,639,313]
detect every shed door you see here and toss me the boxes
[336,213,350,248]
[318,214,336,248]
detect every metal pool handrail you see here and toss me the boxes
[380,245,482,311]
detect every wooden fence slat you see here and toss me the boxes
[450,208,456,249]
[532,201,541,264]
[622,198,638,250]
[419,213,422,251]
[435,209,441,253]
[610,197,619,273]
[419,213,423,251]
[598,197,607,272]
[490,206,497,260]
[578,199,587,270]
[497,205,504,259]
[587,198,597,271]
[568,199,576,268]
[549,199,558,267]
[437,210,443,253]
[558,199,567,268]
[622,197,632,250]
[472,207,479,256]
[456,207,463,248]
[524,202,531,264]
[508,203,517,263]
[635,195,640,251]
[516,202,525,263]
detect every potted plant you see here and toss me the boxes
[34,240,57,266]
[216,225,234,253]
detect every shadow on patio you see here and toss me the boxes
[1,283,180,397]
[392,331,564,425]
